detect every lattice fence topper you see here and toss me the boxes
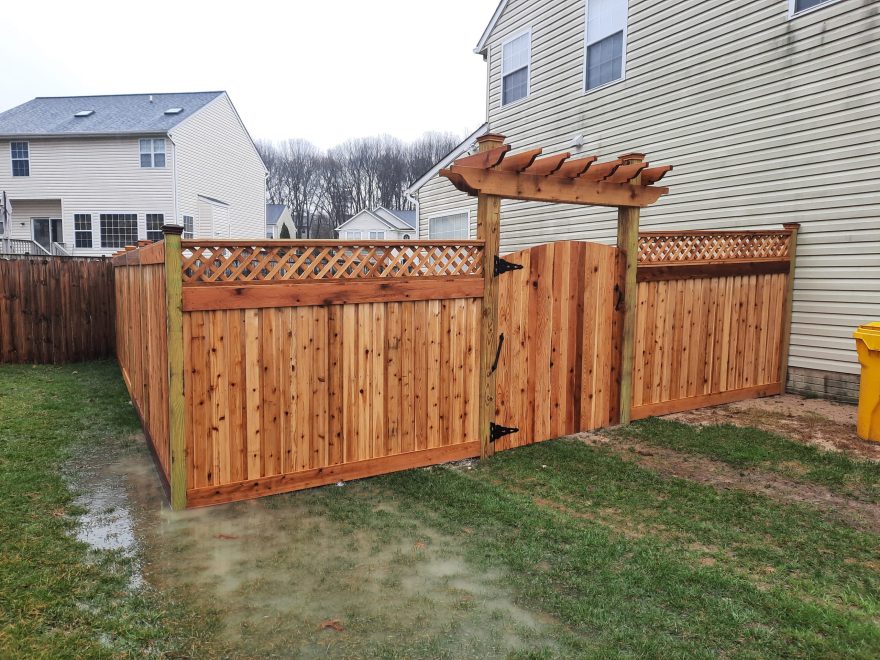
[180,242,485,283]
[637,231,793,263]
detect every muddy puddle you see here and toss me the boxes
[66,436,561,657]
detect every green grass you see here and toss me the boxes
[614,417,880,502]
[2,362,878,657]
[0,362,220,658]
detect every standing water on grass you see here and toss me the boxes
[67,435,561,657]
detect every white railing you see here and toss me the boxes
[0,238,51,256]
[51,242,72,257]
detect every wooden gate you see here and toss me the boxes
[493,241,623,450]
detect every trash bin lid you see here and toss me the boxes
[854,322,880,352]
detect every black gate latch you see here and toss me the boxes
[494,256,523,276]
[490,422,519,443]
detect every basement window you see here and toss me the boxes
[11,141,29,177]
[139,138,166,168]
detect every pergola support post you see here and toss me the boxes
[163,224,187,510]
[476,134,506,459]
[616,153,645,426]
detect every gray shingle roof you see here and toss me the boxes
[266,204,286,225]
[0,91,224,137]
[385,209,416,229]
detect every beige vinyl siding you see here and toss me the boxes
[419,0,879,378]
[0,137,174,256]
[417,177,479,239]
[337,212,408,239]
[170,93,266,239]
[6,199,62,245]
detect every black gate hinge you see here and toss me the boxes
[490,422,519,443]
[494,256,523,276]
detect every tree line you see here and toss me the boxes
[256,133,462,238]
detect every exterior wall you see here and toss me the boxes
[6,199,62,245]
[419,0,880,380]
[0,137,174,256]
[268,207,295,238]
[787,366,860,404]
[416,176,478,239]
[170,94,266,239]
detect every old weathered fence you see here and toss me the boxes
[0,255,115,363]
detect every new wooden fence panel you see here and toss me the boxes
[0,256,114,363]
[494,241,622,450]
[113,257,170,481]
[631,230,794,419]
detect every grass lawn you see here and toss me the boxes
[1,361,878,657]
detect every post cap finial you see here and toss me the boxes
[477,133,506,152]
[161,224,185,236]
[618,152,646,163]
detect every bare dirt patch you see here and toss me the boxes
[665,395,880,462]
[610,440,880,533]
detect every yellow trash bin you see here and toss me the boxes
[853,322,880,442]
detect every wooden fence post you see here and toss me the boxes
[616,153,645,426]
[163,225,187,510]
[778,222,800,392]
[476,133,505,459]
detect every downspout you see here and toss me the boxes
[167,132,180,227]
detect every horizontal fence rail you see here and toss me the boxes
[0,255,115,364]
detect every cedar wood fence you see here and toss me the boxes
[113,225,797,509]
[0,255,115,363]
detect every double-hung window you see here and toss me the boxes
[146,213,164,241]
[342,230,362,240]
[790,0,838,15]
[182,215,194,239]
[74,214,93,248]
[585,0,627,91]
[501,31,530,106]
[139,138,166,168]
[428,212,469,240]
[368,230,385,240]
[100,213,138,248]
[11,141,29,176]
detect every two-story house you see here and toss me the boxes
[406,0,880,403]
[0,91,267,256]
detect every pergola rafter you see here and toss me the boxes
[440,136,672,208]
[440,134,675,458]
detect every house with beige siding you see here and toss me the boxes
[406,0,880,402]
[335,207,417,240]
[0,91,267,256]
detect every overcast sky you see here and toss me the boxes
[0,0,498,149]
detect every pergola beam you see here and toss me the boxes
[441,165,668,208]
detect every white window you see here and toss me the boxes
[182,215,194,239]
[146,213,164,242]
[585,0,627,91]
[789,0,839,16]
[139,138,166,168]
[368,231,385,240]
[266,228,275,239]
[74,214,93,248]
[11,141,29,177]
[428,212,469,240]
[501,30,530,106]
[342,230,362,240]
[100,213,138,248]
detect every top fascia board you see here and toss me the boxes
[475,0,509,53]
[405,122,490,196]
[335,209,397,232]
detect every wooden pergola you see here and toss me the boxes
[440,134,673,458]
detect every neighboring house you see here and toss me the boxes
[266,203,295,238]
[0,91,267,256]
[335,207,417,240]
[407,0,880,403]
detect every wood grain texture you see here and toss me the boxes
[1,256,115,364]
[494,241,621,450]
